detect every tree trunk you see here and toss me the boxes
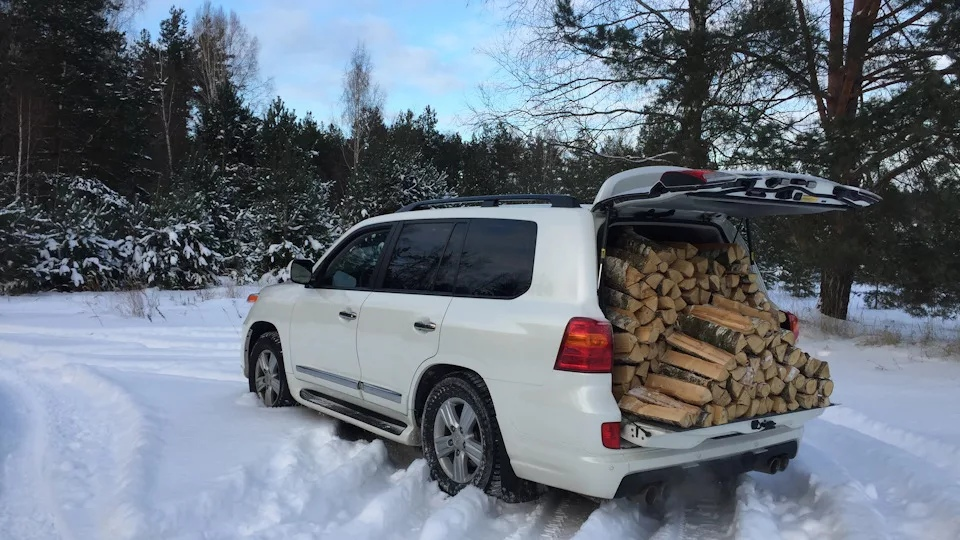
[819,267,853,320]
[16,93,23,200]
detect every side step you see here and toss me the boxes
[299,389,408,436]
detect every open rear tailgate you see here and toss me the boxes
[621,407,825,449]
[592,167,881,218]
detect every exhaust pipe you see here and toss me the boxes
[754,455,789,475]
[637,482,667,507]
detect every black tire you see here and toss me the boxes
[249,331,293,407]
[421,372,541,502]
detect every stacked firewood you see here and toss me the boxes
[602,229,833,429]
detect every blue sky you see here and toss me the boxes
[134,1,506,133]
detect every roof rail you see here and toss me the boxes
[396,194,580,212]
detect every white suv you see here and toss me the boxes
[241,166,879,502]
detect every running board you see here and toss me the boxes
[299,389,407,436]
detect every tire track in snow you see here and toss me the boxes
[795,420,960,539]
[648,478,739,540]
[820,406,960,481]
[0,361,157,540]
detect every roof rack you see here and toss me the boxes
[396,194,580,212]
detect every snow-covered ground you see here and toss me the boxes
[1,288,959,539]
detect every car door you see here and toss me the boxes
[289,225,394,401]
[355,220,463,412]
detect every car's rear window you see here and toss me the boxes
[453,219,537,299]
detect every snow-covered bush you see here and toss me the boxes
[0,200,45,293]
[30,174,133,291]
[127,221,221,289]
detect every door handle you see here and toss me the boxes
[414,320,437,332]
[339,310,358,321]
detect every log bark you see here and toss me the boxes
[601,256,648,297]
[816,361,831,379]
[619,395,695,428]
[818,395,830,408]
[666,333,737,369]
[783,383,797,401]
[610,232,664,274]
[600,287,644,314]
[661,350,730,381]
[656,364,712,386]
[688,305,756,334]
[603,307,640,333]
[802,357,822,378]
[645,374,712,405]
[676,313,748,355]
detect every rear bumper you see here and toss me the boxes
[507,423,804,499]
[613,438,798,498]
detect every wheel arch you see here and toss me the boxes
[412,363,487,428]
[245,321,279,378]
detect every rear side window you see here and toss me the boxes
[382,222,455,292]
[433,223,467,294]
[455,219,537,299]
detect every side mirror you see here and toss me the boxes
[289,259,315,285]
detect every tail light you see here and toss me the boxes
[785,311,800,341]
[246,294,259,303]
[601,421,621,449]
[554,317,613,373]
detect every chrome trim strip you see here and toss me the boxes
[360,382,402,403]
[295,365,359,389]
